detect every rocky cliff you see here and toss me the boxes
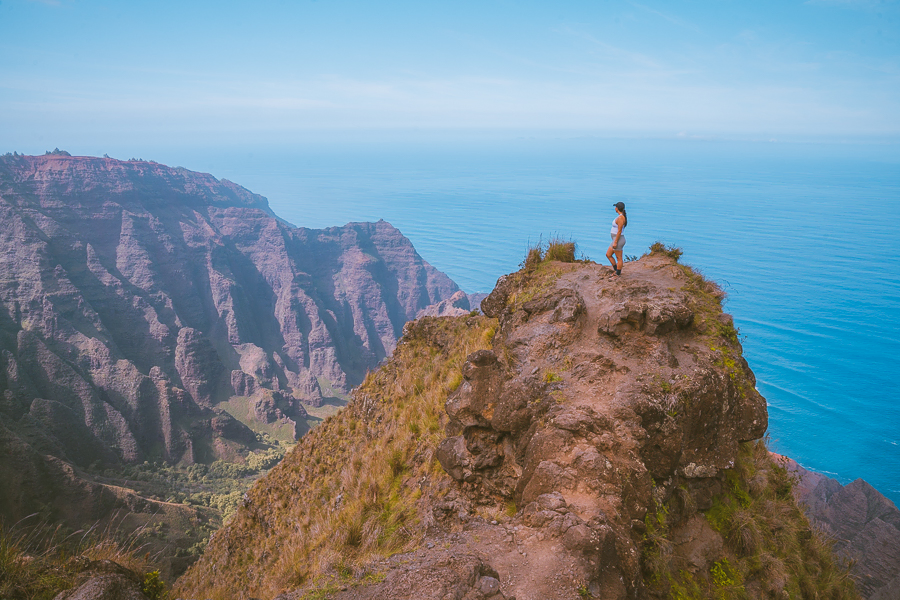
[781,456,900,600]
[175,250,858,599]
[0,153,459,532]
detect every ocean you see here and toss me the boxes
[158,137,900,506]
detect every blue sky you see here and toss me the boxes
[1,0,898,152]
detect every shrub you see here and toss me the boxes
[647,241,683,262]
[141,570,167,600]
[544,371,563,383]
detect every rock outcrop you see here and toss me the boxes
[433,257,767,598]
[0,153,459,532]
[417,291,490,319]
[781,455,900,599]
[51,559,150,600]
[175,254,858,600]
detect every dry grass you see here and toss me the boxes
[544,237,576,263]
[521,237,577,271]
[174,315,497,600]
[0,517,163,600]
[523,244,543,270]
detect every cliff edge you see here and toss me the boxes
[176,250,858,599]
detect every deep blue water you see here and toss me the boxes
[157,138,900,506]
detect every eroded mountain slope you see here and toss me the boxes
[0,153,459,562]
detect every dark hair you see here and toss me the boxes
[621,208,627,228]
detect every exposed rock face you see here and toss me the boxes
[52,559,149,600]
[0,154,459,525]
[418,290,472,318]
[433,258,767,597]
[781,455,900,599]
[417,291,490,318]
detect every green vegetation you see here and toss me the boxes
[91,432,291,525]
[0,520,168,600]
[544,370,563,383]
[642,440,858,599]
[646,241,684,262]
[141,570,167,600]
[504,251,572,318]
[175,315,498,600]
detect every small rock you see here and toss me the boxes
[426,542,434,549]
[479,576,501,595]
[491,520,498,525]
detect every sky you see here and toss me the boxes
[1,0,899,153]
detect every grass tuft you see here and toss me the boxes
[523,244,543,270]
[544,237,576,263]
[647,241,684,262]
[520,236,578,271]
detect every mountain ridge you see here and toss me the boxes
[0,153,461,575]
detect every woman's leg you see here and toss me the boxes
[615,249,624,270]
[606,244,617,268]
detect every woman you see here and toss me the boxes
[606,201,627,276]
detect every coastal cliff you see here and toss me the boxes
[175,249,858,599]
[0,154,459,558]
[782,456,900,600]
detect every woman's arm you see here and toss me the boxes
[613,216,624,245]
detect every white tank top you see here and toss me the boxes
[610,217,622,234]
